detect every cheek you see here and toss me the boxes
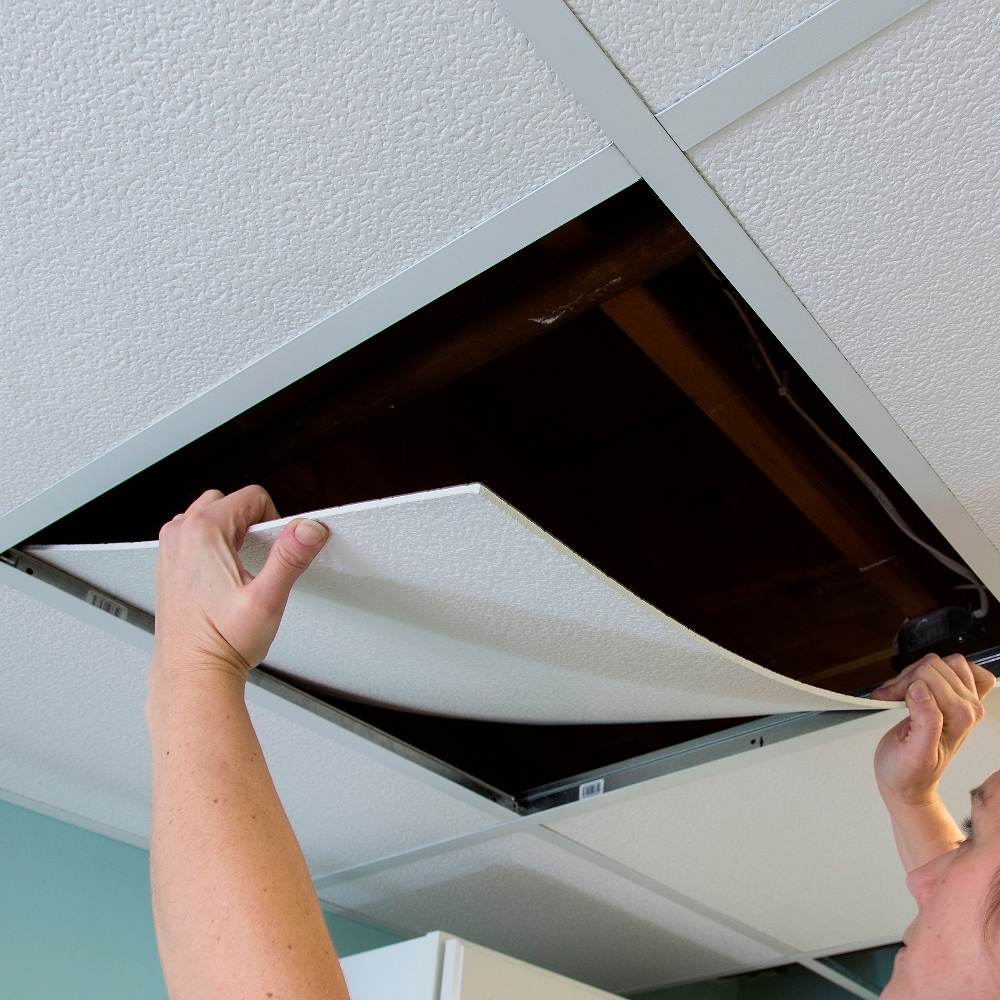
[905,872,999,996]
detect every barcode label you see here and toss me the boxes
[85,590,129,621]
[578,778,605,801]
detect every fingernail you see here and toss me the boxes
[294,519,328,546]
[911,680,930,702]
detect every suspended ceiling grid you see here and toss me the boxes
[308,704,1000,993]
[4,0,999,992]
[687,0,1000,551]
[566,0,833,113]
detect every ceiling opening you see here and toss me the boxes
[27,181,995,799]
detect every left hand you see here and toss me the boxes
[152,486,329,681]
[871,653,994,806]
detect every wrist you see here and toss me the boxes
[149,638,251,683]
[877,781,942,810]
[147,653,248,711]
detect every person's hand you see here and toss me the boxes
[152,486,329,682]
[871,653,995,806]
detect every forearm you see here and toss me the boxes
[880,787,965,872]
[147,659,349,1000]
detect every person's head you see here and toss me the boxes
[883,768,1000,998]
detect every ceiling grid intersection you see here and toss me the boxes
[494,0,1000,600]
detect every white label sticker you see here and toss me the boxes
[85,590,129,622]
[578,778,605,801]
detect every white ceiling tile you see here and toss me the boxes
[0,580,153,840]
[320,831,781,994]
[549,708,1000,952]
[32,485,897,722]
[688,0,1000,552]
[0,571,502,870]
[246,703,501,875]
[566,0,831,113]
[2,0,607,515]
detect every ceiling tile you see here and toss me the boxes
[688,0,1000,551]
[246,702,502,875]
[32,485,895,721]
[2,0,607,515]
[549,708,1000,952]
[566,0,831,113]
[0,572,502,870]
[0,580,152,840]
[320,830,781,994]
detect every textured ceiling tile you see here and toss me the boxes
[0,575,501,868]
[550,709,1000,952]
[0,581,153,839]
[1,0,607,515]
[688,0,1000,549]
[246,704,501,875]
[321,831,781,993]
[566,0,831,113]
[32,485,896,722]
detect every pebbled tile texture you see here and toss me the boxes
[689,0,1000,550]
[31,485,898,722]
[321,831,781,993]
[0,574,500,870]
[567,0,831,112]
[1,0,607,515]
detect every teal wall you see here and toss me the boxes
[0,799,403,1000]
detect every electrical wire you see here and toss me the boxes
[698,255,989,619]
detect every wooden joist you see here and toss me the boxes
[600,285,938,618]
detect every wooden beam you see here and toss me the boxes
[600,285,937,618]
[801,647,896,686]
[252,212,695,469]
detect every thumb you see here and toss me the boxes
[251,518,329,619]
[904,680,944,754]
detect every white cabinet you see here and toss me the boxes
[340,934,443,1000]
[341,931,622,1000]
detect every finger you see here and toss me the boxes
[911,663,984,747]
[195,485,282,551]
[870,682,904,702]
[892,681,945,768]
[248,519,329,620]
[869,658,975,728]
[968,659,998,700]
[871,655,926,700]
[873,653,973,703]
[902,679,944,761]
[940,653,978,698]
[922,654,978,704]
[184,489,225,515]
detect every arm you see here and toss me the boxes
[146,486,350,1000]
[871,653,995,871]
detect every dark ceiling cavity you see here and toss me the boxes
[30,181,994,797]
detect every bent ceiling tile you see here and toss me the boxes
[31,485,899,722]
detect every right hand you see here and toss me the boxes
[153,486,330,684]
[871,653,994,805]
